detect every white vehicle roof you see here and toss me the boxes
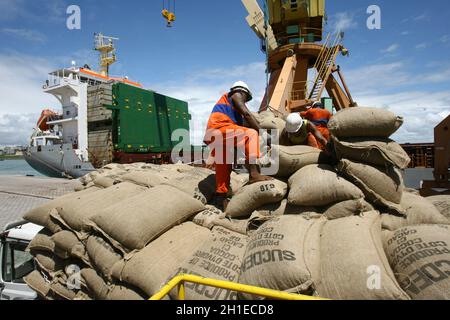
[4,222,43,242]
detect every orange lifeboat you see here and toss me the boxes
[36,109,57,131]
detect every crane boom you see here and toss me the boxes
[242,0,278,52]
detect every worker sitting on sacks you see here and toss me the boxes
[204,81,273,211]
[300,101,332,150]
[279,113,328,149]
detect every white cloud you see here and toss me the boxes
[381,44,399,54]
[415,43,428,50]
[413,13,428,21]
[1,28,47,43]
[0,0,66,23]
[0,113,38,145]
[441,35,450,43]
[344,61,450,143]
[400,31,410,36]
[330,12,358,33]
[0,53,58,145]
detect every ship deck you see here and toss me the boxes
[0,176,80,229]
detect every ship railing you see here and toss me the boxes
[43,73,80,89]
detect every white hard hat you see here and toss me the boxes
[285,113,304,133]
[312,101,324,108]
[230,81,253,102]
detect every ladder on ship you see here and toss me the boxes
[307,32,344,103]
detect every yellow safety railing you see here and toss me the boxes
[149,274,328,301]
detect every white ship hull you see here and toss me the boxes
[24,144,95,179]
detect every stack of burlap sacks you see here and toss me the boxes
[23,107,450,300]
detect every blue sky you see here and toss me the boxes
[0,0,449,145]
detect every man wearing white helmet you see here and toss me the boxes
[280,113,328,148]
[204,81,273,210]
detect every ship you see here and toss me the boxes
[24,33,192,178]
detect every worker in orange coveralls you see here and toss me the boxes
[300,101,332,149]
[279,112,328,149]
[204,81,273,210]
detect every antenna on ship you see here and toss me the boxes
[94,33,119,77]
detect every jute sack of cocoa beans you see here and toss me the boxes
[427,195,450,219]
[288,164,364,207]
[53,182,147,235]
[316,211,410,300]
[225,180,288,218]
[168,226,248,300]
[337,159,405,215]
[238,214,326,299]
[383,225,450,299]
[23,187,101,233]
[332,136,411,169]
[328,107,403,138]
[88,185,205,253]
[381,192,450,231]
[111,222,211,297]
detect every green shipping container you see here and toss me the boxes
[107,83,191,153]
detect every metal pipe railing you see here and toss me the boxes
[150,274,328,301]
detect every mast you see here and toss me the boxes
[94,33,119,77]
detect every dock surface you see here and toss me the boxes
[0,176,79,229]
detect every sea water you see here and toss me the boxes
[0,159,43,176]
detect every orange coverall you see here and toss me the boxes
[300,108,332,149]
[204,94,260,195]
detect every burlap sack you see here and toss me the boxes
[164,168,216,205]
[239,215,325,299]
[255,199,318,217]
[328,107,404,138]
[121,170,167,187]
[89,185,205,253]
[192,206,226,229]
[323,199,374,220]
[168,226,248,300]
[86,235,122,281]
[27,229,54,253]
[229,172,249,196]
[74,290,94,301]
[33,251,66,277]
[288,164,364,207]
[24,270,51,299]
[383,225,450,299]
[337,159,405,214]
[316,211,409,300]
[80,268,109,300]
[381,193,450,231]
[106,284,146,300]
[93,176,122,188]
[333,137,411,169]
[226,180,288,218]
[274,145,324,177]
[427,195,450,219]
[54,182,147,234]
[52,231,88,263]
[23,187,101,233]
[251,110,286,132]
[111,223,211,297]
[50,280,77,300]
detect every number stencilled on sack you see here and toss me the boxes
[260,184,276,192]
